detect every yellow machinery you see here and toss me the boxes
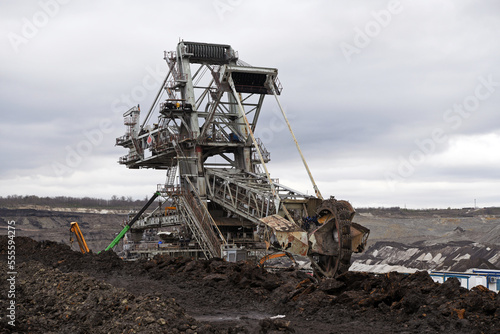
[70,222,90,254]
[258,252,297,268]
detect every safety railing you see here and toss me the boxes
[205,169,277,224]
[157,182,224,259]
[180,189,221,257]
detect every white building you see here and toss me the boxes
[429,269,500,292]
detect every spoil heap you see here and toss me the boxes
[1,236,499,333]
[1,261,201,333]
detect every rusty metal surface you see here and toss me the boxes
[260,214,303,232]
[275,231,308,256]
[309,214,338,256]
[351,222,370,253]
[261,202,370,277]
[309,198,362,277]
[260,214,309,256]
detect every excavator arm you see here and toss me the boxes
[70,222,90,254]
[258,252,297,268]
[103,192,160,252]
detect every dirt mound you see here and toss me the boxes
[279,271,500,333]
[142,255,290,291]
[1,236,499,333]
[134,253,500,333]
[0,236,124,274]
[0,261,202,334]
[135,255,309,314]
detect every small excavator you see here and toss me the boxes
[69,222,90,254]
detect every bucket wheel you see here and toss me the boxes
[308,198,355,278]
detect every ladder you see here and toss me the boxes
[165,165,178,186]
[175,190,221,259]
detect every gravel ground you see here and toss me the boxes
[1,236,499,333]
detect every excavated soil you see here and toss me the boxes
[1,236,499,333]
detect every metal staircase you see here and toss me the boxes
[176,192,219,258]
[166,178,225,259]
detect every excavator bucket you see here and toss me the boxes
[309,214,339,256]
[351,222,370,253]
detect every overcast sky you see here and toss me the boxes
[1,0,499,208]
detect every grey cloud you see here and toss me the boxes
[1,1,499,207]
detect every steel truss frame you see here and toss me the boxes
[115,41,369,277]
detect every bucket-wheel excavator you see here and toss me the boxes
[111,41,369,277]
